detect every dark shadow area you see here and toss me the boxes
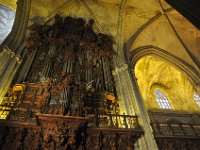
[165,0,200,29]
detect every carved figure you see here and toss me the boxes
[43,134,55,150]
[32,129,43,150]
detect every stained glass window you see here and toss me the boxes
[193,93,200,107]
[155,89,171,109]
[0,5,15,45]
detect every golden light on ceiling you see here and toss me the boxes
[135,55,200,114]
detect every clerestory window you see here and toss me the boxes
[155,89,171,109]
[193,93,200,108]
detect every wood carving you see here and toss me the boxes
[0,15,143,150]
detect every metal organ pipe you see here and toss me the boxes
[63,60,68,73]
[9,16,118,117]
[17,48,38,83]
[40,42,56,80]
[102,57,107,90]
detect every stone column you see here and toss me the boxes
[112,64,136,115]
[0,0,31,102]
[112,63,158,150]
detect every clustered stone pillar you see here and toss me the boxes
[112,64,136,115]
[0,46,22,102]
[112,63,158,150]
[0,0,31,102]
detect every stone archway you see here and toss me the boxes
[124,45,200,149]
[134,54,200,114]
[130,45,200,85]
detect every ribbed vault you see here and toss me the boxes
[135,55,200,114]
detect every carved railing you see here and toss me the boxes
[88,114,140,129]
[0,96,16,119]
[151,122,200,137]
[0,81,139,131]
[0,105,10,119]
[84,99,118,115]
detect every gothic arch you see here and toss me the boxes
[130,45,200,86]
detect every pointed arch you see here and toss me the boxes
[130,45,200,85]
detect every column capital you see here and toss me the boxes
[2,45,22,63]
[112,63,129,75]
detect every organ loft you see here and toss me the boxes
[0,15,142,149]
[0,0,200,150]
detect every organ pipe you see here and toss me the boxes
[7,16,118,116]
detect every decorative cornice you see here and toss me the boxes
[130,45,200,85]
[112,64,129,75]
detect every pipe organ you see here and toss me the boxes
[20,15,118,116]
[0,15,143,150]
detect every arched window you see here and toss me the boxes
[0,5,15,45]
[155,89,171,109]
[193,93,200,107]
